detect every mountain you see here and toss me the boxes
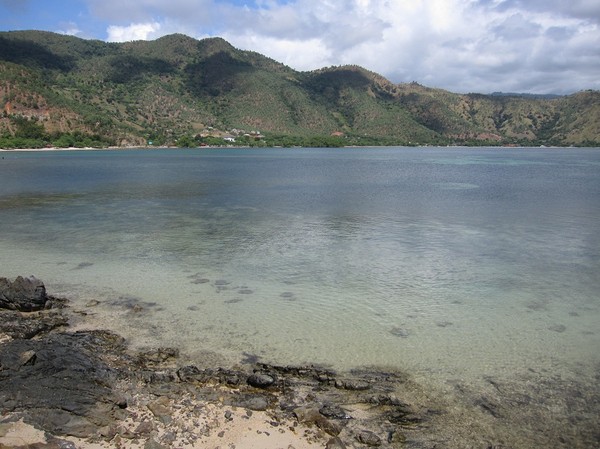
[1,30,598,148]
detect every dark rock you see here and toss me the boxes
[0,276,48,311]
[0,310,68,339]
[356,430,382,446]
[247,372,276,388]
[315,415,345,436]
[319,404,351,420]
[178,365,210,383]
[0,331,124,437]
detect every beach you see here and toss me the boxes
[2,275,599,449]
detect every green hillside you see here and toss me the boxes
[0,30,598,148]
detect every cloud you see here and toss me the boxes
[106,22,162,42]
[56,22,83,37]
[79,0,599,93]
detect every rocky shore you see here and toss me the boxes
[0,276,433,449]
[2,276,598,449]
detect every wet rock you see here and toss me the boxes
[0,276,48,311]
[356,430,382,446]
[247,372,276,388]
[0,310,68,339]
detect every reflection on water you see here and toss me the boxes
[0,147,599,385]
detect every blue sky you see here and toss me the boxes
[1,0,599,94]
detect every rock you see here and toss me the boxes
[356,430,382,446]
[0,310,68,339]
[177,365,207,383]
[367,394,406,406]
[144,439,168,449]
[326,437,348,449]
[148,397,172,418]
[0,276,48,311]
[229,394,270,411]
[315,416,344,436]
[319,404,351,420]
[386,407,422,425]
[19,349,37,367]
[137,347,179,367]
[293,406,322,424]
[247,372,276,388]
[335,379,371,391]
[0,331,123,437]
[135,420,154,435]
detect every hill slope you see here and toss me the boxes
[0,30,598,147]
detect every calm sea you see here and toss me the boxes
[1,147,599,389]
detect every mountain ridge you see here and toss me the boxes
[1,30,598,148]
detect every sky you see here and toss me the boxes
[1,0,598,94]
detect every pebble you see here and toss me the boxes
[247,373,276,388]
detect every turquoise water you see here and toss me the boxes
[0,147,599,388]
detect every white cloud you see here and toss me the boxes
[80,0,599,93]
[106,22,162,42]
[56,22,83,37]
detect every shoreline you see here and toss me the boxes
[1,144,595,153]
[0,276,430,449]
[1,276,598,448]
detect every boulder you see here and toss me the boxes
[0,276,48,311]
[0,331,126,437]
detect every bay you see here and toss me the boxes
[1,146,599,388]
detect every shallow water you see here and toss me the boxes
[1,147,599,390]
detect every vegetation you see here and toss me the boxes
[0,30,598,149]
